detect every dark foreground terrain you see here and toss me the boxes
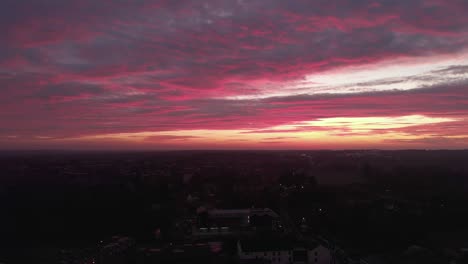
[1,150,468,264]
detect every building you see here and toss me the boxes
[99,236,135,264]
[238,237,332,264]
[137,241,224,264]
[193,208,281,237]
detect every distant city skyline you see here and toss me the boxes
[1,0,468,149]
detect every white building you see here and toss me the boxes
[238,237,332,264]
[193,208,281,237]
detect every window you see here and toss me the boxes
[315,258,318,262]
[315,251,318,256]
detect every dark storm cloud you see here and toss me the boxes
[35,82,105,99]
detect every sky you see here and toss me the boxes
[1,0,468,150]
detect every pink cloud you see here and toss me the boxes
[1,0,468,149]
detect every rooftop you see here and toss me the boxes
[239,236,319,253]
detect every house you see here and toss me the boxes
[193,208,281,237]
[238,237,332,264]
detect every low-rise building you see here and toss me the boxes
[238,237,332,264]
[99,236,135,264]
[193,208,281,237]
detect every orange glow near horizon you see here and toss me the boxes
[31,114,464,149]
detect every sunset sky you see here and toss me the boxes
[1,0,468,149]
